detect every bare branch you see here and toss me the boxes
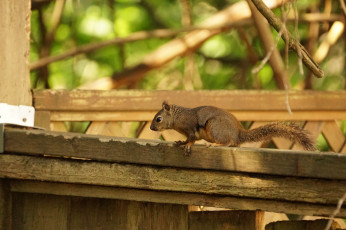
[340,0,346,16]
[30,12,342,71]
[247,0,288,89]
[324,192,346,230]
[250,0,324,78]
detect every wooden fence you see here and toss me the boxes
[2,127,346,229]
[0,89,345,229]
[33,90,346,153]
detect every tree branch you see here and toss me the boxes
[247,0,288,89]
[250,0,324,78]
[30,12,341,71]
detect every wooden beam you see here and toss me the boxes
[1,153,346,205]
[4,128,346,180]
[48,110,346,122]
[33,90,346,112]
[10,180,346,218]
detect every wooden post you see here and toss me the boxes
[189,210,264,230]
[0,0,32,229]
[0,0,32,106]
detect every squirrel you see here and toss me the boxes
[150,101,316,154]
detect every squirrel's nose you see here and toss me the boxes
[150,123,157,131]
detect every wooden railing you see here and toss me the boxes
[33,90,346,153]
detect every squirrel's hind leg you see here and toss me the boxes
[205,116,239,146]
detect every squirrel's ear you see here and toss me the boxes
[162,101,170,111]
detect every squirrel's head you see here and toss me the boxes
[150,101,174,131]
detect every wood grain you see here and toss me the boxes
[4,128,346,180]
[12,192,188,230]
[1,154,346,204]
[48,110,346,122]
[33,90,346,112]
[10,180,346,218]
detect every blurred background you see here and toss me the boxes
[30,0,345,91]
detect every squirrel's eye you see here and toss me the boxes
[156,116,162,123]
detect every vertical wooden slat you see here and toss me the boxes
[189,210,264,230]
[12,193,70,230]
[34,111,51,130]
[0,180,11,230]
[322,121,345,152]
[0,0,32,106]
[0,1,32,229]
[69,198,188,230]
[341,143,346,154]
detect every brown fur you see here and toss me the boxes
[150,102,316,154]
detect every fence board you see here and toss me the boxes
[69,198,188,230]
[12,192,188,230]
[10,180,346,218]
[48,110,346,122]
[322,121,345,152]
[12,193,70,230]
[1,154,346,204]
[33,90,346,112]
[4,128,346,180]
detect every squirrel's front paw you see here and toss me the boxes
[175,140,187,146]
[183,142,193,156]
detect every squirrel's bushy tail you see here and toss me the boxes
[238,122,316,151]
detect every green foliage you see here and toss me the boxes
[30,0,345,90]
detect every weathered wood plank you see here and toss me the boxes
[4,128,346,180]
[48,110,346,122]
[1,154,346,204]
[189,211,264,230]
[33,90,346,111]
[10,180,346,218]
